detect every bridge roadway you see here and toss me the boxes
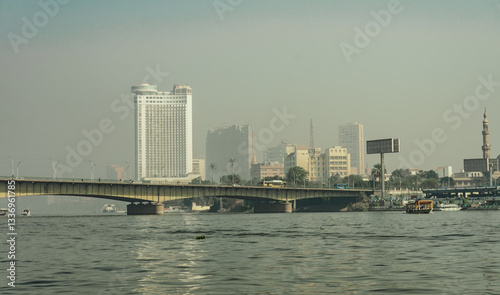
[0,178,373,214]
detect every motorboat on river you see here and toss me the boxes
[406,200,433,214]
[434,203,461,211]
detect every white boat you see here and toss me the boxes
[435,203,461,211]
[21,209,30,216]
[102,204,117,213]
[0,208,7,216]
[164,206,188,213]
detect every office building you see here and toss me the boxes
[284,145,309,176]
[251,161,285,181]
[339,122,365,175]
[264,140,295,164]
[205,124,254,180]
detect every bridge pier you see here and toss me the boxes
[254,202,292,213]
[127,203,164,215]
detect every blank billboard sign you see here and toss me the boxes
[366,138,400,154]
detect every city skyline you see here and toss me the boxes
[1,1,500,179]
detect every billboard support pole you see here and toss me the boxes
[381,153,385,201]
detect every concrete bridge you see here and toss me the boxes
[0,178,373,214]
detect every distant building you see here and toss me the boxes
[133,84,193,179]
[452,171,484,187]
[339,123,365,175]
[205,124,254,180]
[192,159,206,180]
[436,166,453,178]
[409,168,420,176]
[284,145,309,176]
[285,145,350,182]
[309,146,350,182]
[251,162,284,181]
[264,140,295,164]
[322,146,351,178]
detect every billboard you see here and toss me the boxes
[366,138,400,154]
[463,158,489,172]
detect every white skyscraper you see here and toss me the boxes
[339,122,365,175]
[133,84,193,179]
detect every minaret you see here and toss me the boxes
[482,109,491,159]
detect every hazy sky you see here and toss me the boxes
[1,0,500,178]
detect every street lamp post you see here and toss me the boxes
[89,161,96,181]
[53,161,60,179]
[125,162,130,180]
[9,156,14,177]
[16,161,21,178]
[489,163,493,187]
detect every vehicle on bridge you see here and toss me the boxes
[262,180,286,187]
[335,184,349,189]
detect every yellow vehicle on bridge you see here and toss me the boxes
[262,180,286,188]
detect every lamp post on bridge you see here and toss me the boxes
[89,161,96,181]
[16,161,21,179]
[8,156,14,178]
[125,162,130,180]
[52,161,60,179]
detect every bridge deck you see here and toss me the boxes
[0,179,372,203]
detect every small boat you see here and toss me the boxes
[21,209,30,216]
[0,208,7,216]
[102,204,117,213]
[435,203,461,211]
[406,200,433,214]
[164,206,188,213]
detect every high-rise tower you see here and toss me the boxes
[339,122,365,175]
[482,109,491,159]
[133,84,193,179]
[205,124,254,180]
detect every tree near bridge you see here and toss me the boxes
[371,164,386,181]
[220,174,242,185]
[440,177,455,188]
[190,177,211,185]
[420,179,439,189]
[342,175,367,189]
[286,166,308,187]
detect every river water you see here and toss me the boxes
[1,211,500,294]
